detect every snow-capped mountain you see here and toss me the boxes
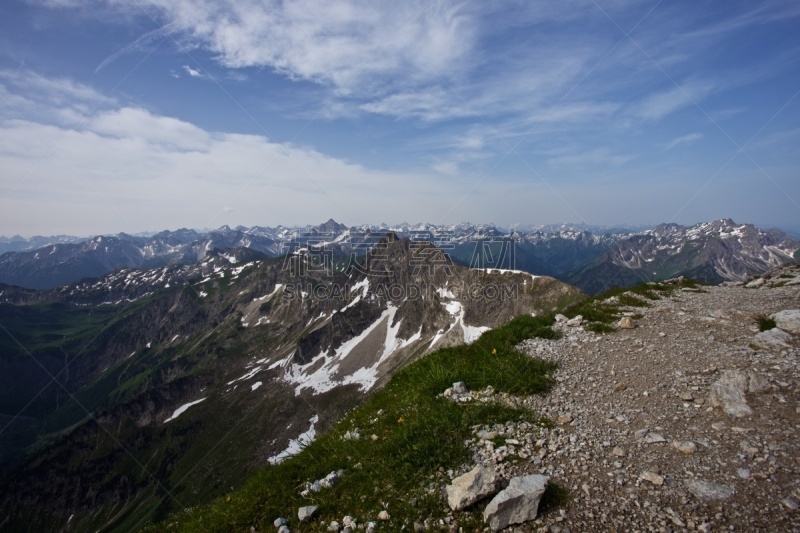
[1,219,797,292]
[0,234,581,530]
[568,219,800,294]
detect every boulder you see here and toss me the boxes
[709,370,752,418]
[445,466,502,511]
[483,474,548,532]
[771,309,800,335]
[753,328,794,350]
[618,316,635,329]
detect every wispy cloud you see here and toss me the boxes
[547,148,633,169]
[95,23,177,73]
[631,80,715,121]
[663,132,703,150]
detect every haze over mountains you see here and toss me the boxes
[1,219,797,293]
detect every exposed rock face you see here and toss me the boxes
[445,466,502,511]
[569,219,800,294]
[482,474,548,532]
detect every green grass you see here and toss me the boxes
[563,278,702,333]
[150,315,561,532]
[755,314,777,332]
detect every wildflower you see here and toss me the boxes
[491,348,497,355]
[397,417,404,424]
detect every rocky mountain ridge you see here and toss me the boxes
[2,219,797,292]
[0,235,580,531]
[567,219,799,294]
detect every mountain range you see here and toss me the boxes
[0,234,580,531]
[1,219,798,293]
[0,217,798,531]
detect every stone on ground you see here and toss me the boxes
[483,474,548,532]
[771,309,800,335]
[445,465,502,511]
[709,370,752,418]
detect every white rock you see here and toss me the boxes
[709,370,752,418]
[298,505,319,522]
[771,309,800,335]
[618,316,635,329]
[753,328,794,350]
[566,315,583,327]
[483,474,548,532]
[672,440,697,455]
[643,432,667,444]
[445,465,501,511]
[640,472,664,486]
[685,479,733,501]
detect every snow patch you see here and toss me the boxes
[251,381,263,391]
[268,415,319,464]
[478,268,538,283]
[285,305,421,395]
[227,366,263,385]
[163,397,206,424]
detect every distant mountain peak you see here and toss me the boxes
[315,218,348,233]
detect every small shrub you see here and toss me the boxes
[617,294,649,307]
[756,314,776,332]
[587,323,615,334]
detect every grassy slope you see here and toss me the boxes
[562,278,706,333]
[151,315,561,532]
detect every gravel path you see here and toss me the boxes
[460,265,800,532]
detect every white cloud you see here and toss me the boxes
[631,81,714,121]
[0,72,459,234]
[105,0,476,96]
[182,65,205,78]
[663,132,703,150]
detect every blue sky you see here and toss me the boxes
[0,0,798,236]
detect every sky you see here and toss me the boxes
[0,0,798,237]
